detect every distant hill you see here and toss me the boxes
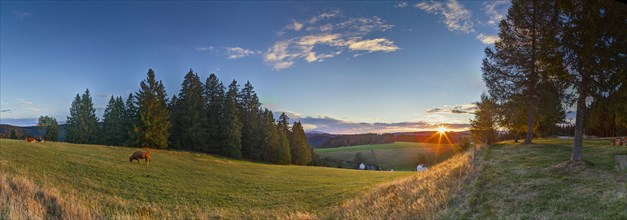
[306,130,471,148]
[305,131,337,147]
[0,124,67,140]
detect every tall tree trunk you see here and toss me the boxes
[572,92,586,161]
[523,93,536,144]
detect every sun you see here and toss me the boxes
[437,126,447,134]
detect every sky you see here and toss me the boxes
[0,1,511,134]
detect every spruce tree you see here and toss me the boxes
[168,95,183,148]
[65,89,99,144]
[482,0,562,144]
[125,93,137,146]
[290,121,312,165]
[204,74,225,154]
[276,112,292,164]
[260,109,279,163]
[170,69,206,151]
[133,69,171,148]
[101,96,127,146]
[222,80,242,158]
[470,93,498,145]
[238,81,262,158]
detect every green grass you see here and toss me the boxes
[315,142,456,171]
[447,138,627,219]
[0,139,412,218]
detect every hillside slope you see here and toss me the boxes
[0,139,411,218]
[443,139,627,219]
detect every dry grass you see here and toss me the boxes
[0,172,97,219]
[326,151,476,219]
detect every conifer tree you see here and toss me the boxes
[558,0,626,161]
[238,81,262,158]
[276,112,292,164]
[482,0,562,144]
[260,109,279,163]
[125,93,137,146]
[170,69,206,151]
[65,89,99,144]
[470,93,498,145]
[37,115,60,141]
[204,74,225,154]
[133,69,171,148]
[222,80,242,158]
[102,96,127,146]
[290,121,312,165]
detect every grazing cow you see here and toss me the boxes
[26,137,36,142]
[129,151,151,165]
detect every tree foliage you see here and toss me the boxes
[37,115,60,141]
[470,93,498,145]
[65,89,99,144]
[133,69,171,148]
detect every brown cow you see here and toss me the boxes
[26,137,35,142]
[129,151,151,165]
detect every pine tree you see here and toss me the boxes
[168,95,183,148]
[37,115,60,141]
[133,69,171,148]
[65,89,99,144]
[204,74,225,154]
[290,121,312,165]
[222,80,242,158]
[238,81,262,159]
[276,112,292,164]
[558,0,626,161]
[101,96,127,146]
[470,93,498,145]
[170,69,206,151]
[482,0,562,144]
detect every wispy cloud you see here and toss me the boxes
[265,11,399,70]
[415,0,475,34]
[395,1,408,8]
[195,46,215,52]
[196,46,260,60]
[483,1,509,26]
[426,103,478,114]
[476,33,499,44]
[286,20,304,31]
[14,11,32,19]
[15,98,33,105]
[414,0,509,45]
[0,109,11,113]
[348,38,399,53]
[225,47,260,59]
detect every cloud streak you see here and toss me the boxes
[414,0,509,44]
[264,11,399,70]
[425,103,478,114]
[415,0,474,34]
[225,47,260,59]
[273,111,470,134]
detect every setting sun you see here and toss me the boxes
[437,126,448,134]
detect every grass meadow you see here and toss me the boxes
[442,138,627,219]
[315,142,456,170]
[2,138,623,219]
[0,139,412,218]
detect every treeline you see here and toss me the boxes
[62,69,314,165]
[470,0,626,161]
[317,133,395,148]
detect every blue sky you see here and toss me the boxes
[0,1,510,134]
